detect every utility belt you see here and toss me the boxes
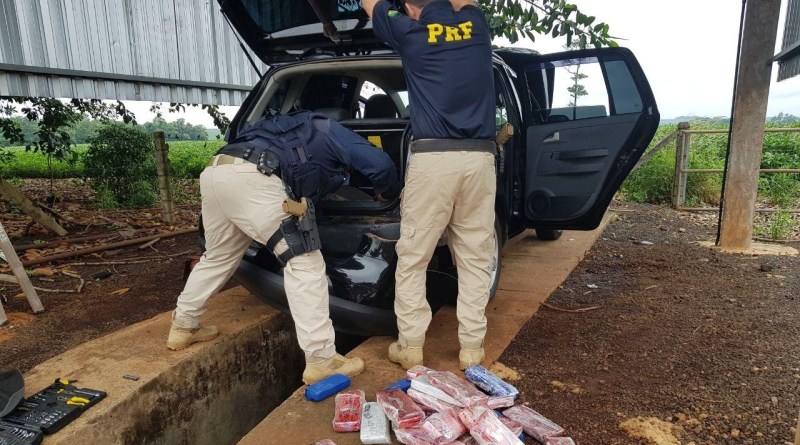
[214,143,282,177]
[409,138,497,156]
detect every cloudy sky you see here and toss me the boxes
[126,0,800,126]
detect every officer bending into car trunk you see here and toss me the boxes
[167,110,399,384]
[363,0,497,370]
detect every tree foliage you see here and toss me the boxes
[479,0,617,48]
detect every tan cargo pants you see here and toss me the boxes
[394,150,497,351]
[173,156,337,362]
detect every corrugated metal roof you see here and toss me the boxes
[0,0,266,105]
[778,0,800,81]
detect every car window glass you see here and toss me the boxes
[358,81,402,119]
[494,70,508,127]
[525,56,642,123]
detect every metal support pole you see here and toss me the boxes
[153,132,176,225]
[672,127,690,209]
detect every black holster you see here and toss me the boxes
[266,200,321,266]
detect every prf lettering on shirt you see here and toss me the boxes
[427,21,473,43]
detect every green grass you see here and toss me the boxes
[620,122,800,209]
[0,140,224,179]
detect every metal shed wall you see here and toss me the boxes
[777,0,800,81]
[0,0,266,105]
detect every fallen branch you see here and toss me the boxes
[753,237,800,244]
[63,250,193,267]
[541,302,600,313]
[14,232,128,252]
[21,228,197,267]
[138,238,160,250]
[0,273,18,284]
[61,270,85,293]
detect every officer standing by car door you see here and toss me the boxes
[362,0,497,370]
[167,110,399,384]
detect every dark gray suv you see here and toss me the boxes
[213,0,659,335]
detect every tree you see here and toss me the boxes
[563,43,589,112]
[479,0,616,47]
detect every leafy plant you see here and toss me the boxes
[84,123,157,208]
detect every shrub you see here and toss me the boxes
[84,123,157,208]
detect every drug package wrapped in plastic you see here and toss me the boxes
[464,365,519,400]
[428,371,490,407]
[386,378,412,392]
[545,437,576,445]
[406,365,434,380]
[361,402,392,444]
[408,388,459,414]
[502,405,565,442]
[313,440,337,445]
[487,396,515,409]
[410,375,463,407]
[498,415,524,440]
[392,425,438,445]
[376,389,426,429]
[305,373,351,401]
[456,436,479,445]
[332,389,365,433]
[458,405,492,430]
[469,409,524,445]
[420,408,467,444]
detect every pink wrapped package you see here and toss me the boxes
[406,365,433,380]
[408,388,459,414]
[376,389,425,429]
[503,405,565,442]
[393,425,438,445]
[498,416,523,438]
[487,396,515,409]
[457,436,479,445]
[427,371,489,407]
[545,438,576,445]
[421,408,467,444]
[458,405,492,430]
[313,441,337,445]
[469,409,524,445]
[332,389,365,432]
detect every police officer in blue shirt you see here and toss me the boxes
[362,0,497,370]
[168,111,398,384]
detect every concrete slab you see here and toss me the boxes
[239,219,609,445]
[25,287,305,445]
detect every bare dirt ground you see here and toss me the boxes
[501,202,800,445]
[0,179,205,372]
[3,180,800,445]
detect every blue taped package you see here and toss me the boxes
[385,378,411,392]
[305,373,351,402]
[464,365,519,399]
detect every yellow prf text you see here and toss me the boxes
[427,21,473,43]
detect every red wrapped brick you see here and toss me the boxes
[458,405,492,430]
[421,408,467,444]
[406,365,434,380]
[487,395,515,409]
[545,438,576,445]
[312,440,337,445]
[469,409,524,445]
[502,405,565,442]
[332,389,365,432]
[408,388,460,414]
[498,416,523,438]
[376,389,425,429]
[393,425,438,445]
[428,371,489,407]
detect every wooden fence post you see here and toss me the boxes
[671,122,691,209]
[0,221,44,315]
[153,132,176,225]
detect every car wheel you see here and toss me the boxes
[488,217,503,299]
[535,228,563,241]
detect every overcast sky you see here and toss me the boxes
[125,0,800,127]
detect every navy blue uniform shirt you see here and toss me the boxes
[371,0,495,141]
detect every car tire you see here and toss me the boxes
[535,228,563,241]
[488,217,503,299]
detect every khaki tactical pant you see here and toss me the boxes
[395,150,497,350]
[174,156,336,362]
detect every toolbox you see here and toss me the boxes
[0,379,106,444]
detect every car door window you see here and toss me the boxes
[526,56,643,124]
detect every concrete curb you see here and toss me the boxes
[26,287,304,445]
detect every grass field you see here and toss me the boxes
[0,140,224,179]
